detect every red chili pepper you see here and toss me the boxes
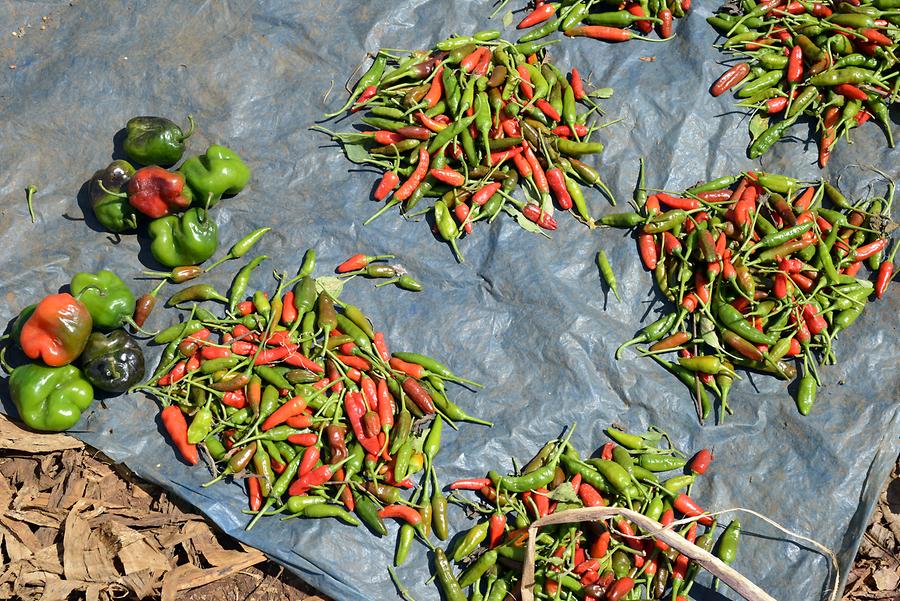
[522,144,548,194]
[430,167,466,187]
[373,171,401,201]
[389,357,425,378]
[606,577,635,601]
[231,340,257,356]
[535,98,561,122]
[518,3,555,28]
[578,482,605,507]
[621,3,652,33]
[377,504,422,525]
[401,377,436,414]
[351,85,377,112]
[286,413,311,429]
[522,203,558,230]
[658,193,699,211]
[711,63,750,96]
[423,65,444,107]
[656,509,675,551]
[681,292,699,313]
[261,396,307,431]
[287,432,318,446]
[282,351,324,373]
[298,445,320,477]
[222,390,246,408]
[450,478,495,493]
[363,334,387,364]
[638,234,658,270]
[600,442,616,461]
[472,182,503,206]
[565,25,650,42]
[659,8,673,38]
[199,345,230,361]
[843,260,862,276]
[569,68,586,101]
[662,231,682,255]
[512,152,533,180]
[645,194,660,215]
[247,476,262,512]
[488,513,506,548]
[589,530,610,559]
[393,147,430,201]
[288,463,336,496]
[673,493,714,526]
[834,83,868,101]
[454,202,473,234]
[790,272,815,292]
[689,448,713,474]
[854,238,887,261]
[802,303,827,335]
[337,354,371,371]
[517,64,535,100]
[551,124,589,137]
[765,96,789,114]
[861,27,892,46]
[254,344,294,365]
[787,44,804,83]
[546,168,572,210]
[161,405,198,465]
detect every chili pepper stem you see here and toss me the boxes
[25,185,37,224]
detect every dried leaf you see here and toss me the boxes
[749,113,770,143]
[502,10,514,27]
[315,276,345,300]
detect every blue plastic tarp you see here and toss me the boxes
[1,1,898,600]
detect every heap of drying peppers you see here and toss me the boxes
[431,426,739,601]
[604,169,896,419]
[493,0,691,43]
[134,249,490,553]
[87,115,250,266]
[2,269,147,432]
[708,0,899,164]
[317,34,616,261]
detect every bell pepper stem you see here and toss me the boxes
[96,180,128,198]
[25,185,37,223]
[181,115,195,141]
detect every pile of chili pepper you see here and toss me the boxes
[708,0,900,164]
[605,168,896,419]
[2,269,147,432]
[432,426,739,601]
[492,0,691,43]
[133,248,491,557]
[317,34,616,261]
[86,115,250,265]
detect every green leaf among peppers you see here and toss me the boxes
[149,207,218,267]
[9,363,94,431]
[180,144,250,208]
[70,270,136,330]
[89,160,138,233]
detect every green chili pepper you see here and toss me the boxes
[717,520,741,564]
[432,490,450,540]
[452,520,490,562]
[596,250,621,301]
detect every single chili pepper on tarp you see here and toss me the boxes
[123,115,194,166]
[596,250,621,301]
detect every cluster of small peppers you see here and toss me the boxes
[493,0,691,43]
[605,169,896,419]
[708,0,899,164]
[3,269,147,432]
[88,115,250,267]
[431,426,738,601]
[134,250,490,554]
[317,34,615,261]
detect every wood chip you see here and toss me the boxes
[0,414,83,453]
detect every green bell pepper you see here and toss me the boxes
[148,207,218,267]
[80,330,145,393]
[89,160,138,233]
[9,363,94,431]
[123,115,195,166]
[180,144,251,208]
[70,269,136,330]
